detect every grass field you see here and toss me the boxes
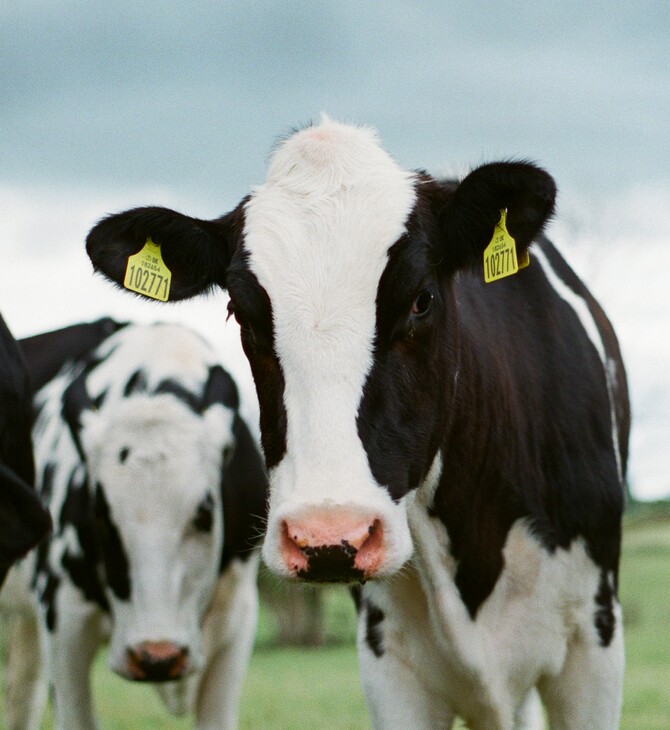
[1,508,669,729]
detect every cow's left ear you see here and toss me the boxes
[431,162,556,271]
[86,200,246,302]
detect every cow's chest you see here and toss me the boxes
[358,509,602,719]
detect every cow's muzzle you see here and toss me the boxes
[125,641,190,683]
[280,511,385,582]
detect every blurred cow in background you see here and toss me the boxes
[1,319,267,730]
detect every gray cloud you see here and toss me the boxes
[2,1,669,209]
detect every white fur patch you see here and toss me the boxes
[245,118,417,574]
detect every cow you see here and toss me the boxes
[0,320,267,730]
[19,316,125,393]
[84,117,630,729]
[0,311,51,586]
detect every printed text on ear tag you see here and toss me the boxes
[483,209,529,283]
[123,237,172,301]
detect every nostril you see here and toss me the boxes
[355,519,385,574]
[126,647,146,680]
[280,521,310,574]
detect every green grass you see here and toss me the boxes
[1,511,669,729]
[619,517,670,730]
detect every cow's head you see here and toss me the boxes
[58,326,239,681]
[86,118,555,584]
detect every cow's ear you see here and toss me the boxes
[431,162,556,272]
[86,202,245,301]
[200,365,240,413]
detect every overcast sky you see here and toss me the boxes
[1,2,669,498]
[3,1,669,207]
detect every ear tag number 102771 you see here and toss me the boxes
[483,209,530,283]
[123,237,172,301]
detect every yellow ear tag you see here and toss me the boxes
[483,209,529,283]
[123,237,172,301]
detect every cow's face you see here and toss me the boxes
[81,394,230,680]
[225,123,464,582]
[86,118,555,585]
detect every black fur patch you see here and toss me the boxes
[147,367,239,414]
[123,369,147,397]
[154,379,201,412]
[94,483,131,601]
[193,492,214,533]
[350,585,362,612]
[58,467,109,610]
[219,414,269,571]
[297,542,364,583]
[200,365,239,411]
[365,599,385,657]
[41,462,56,503]
[61,360,100,461]
[226,257,287,470]
[61,550,109,612]
[43,572,61,631]
[33,539,61,632]
[594,570,616,647]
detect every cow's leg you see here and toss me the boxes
[539,605,624,730]
[193,556,260,730]
[359,639,456,729]
[356,577,457,730]
[4,613,47,730]
[513,688,545,730]
[44,588,104,730]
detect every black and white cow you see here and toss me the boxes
[1,320,267,730]
[85,118,629,729]
[0,312,51,586]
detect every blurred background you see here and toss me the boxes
[1,4,668,493]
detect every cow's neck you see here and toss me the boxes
[425,318,527,619]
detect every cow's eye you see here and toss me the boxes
[411,290,433,318]
[192,493,214,533]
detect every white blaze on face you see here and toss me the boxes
[81,394,231,676]
[244,118,417,577]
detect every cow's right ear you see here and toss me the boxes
[86,202,245,301]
